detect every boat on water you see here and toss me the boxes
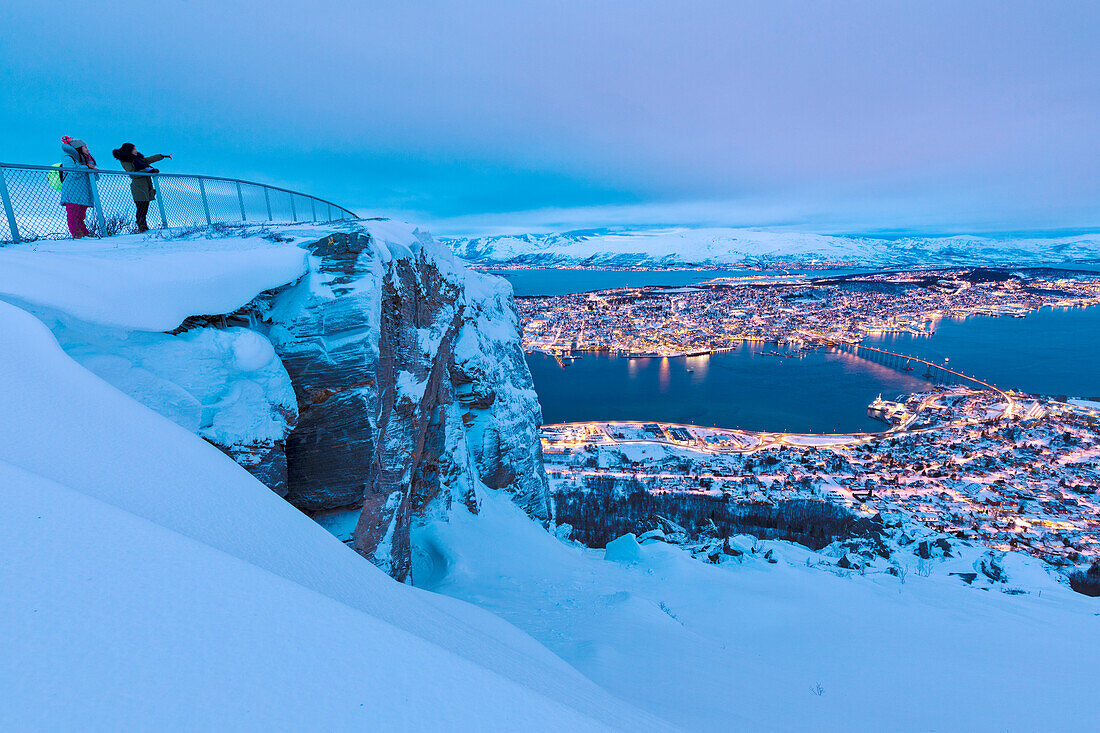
[868,394,909,425]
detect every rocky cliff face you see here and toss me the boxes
[263,232,385,511]
[255,224,550,581]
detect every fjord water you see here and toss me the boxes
[527,345,932,433]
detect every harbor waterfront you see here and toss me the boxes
[518,266,1100,430]
[526,303,1100,433]
[516,268,1100,359]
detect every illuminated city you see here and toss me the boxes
[522,267,1100,590]
[541,387,1100,575]
[518,268,1100,357]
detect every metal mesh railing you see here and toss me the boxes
[0,162,359,244]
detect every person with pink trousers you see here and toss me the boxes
[59,135,98,238]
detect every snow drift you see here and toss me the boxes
[0,296,662,730]
[0,234,310,330]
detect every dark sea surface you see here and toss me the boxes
[527,345,932,434]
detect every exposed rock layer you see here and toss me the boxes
[266,233,383,510]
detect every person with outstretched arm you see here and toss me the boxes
[59,135,98,238]
[112,143,172,233]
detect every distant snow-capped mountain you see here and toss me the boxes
[443,227,1100,268]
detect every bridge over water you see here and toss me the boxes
[831,341,1006,395]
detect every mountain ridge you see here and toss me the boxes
[444,226,1100,268]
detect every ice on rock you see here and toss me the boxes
[203,380,292,445]
[231,328,278,371]
[225,225,552,576]
[6,305,298,496]
[58,323,296,452]
[396,369,427,403]
[726,534,757,554]
[637,529,667,544]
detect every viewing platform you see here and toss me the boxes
[0,162,358,244]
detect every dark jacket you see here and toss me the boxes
[120,153,165,202]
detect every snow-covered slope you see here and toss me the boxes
[445,227,1100,268]
[420,490,1100,732]
[0,298,664,731]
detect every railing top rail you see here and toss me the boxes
[0,162,359,218]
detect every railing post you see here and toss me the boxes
[198,177,212,225]
[236,181,247,222]
[310,198,317,222]
[154,175,168,229]
[290,195,297,223]
[264,186,272,221]
[0,168,21,244]
[88,171,107,237]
